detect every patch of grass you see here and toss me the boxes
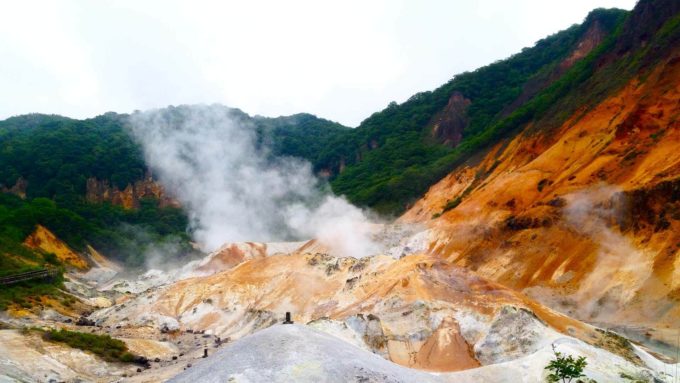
[0,226,69,311]
[442,196,463,213]
[0,278,65,311]
[619,371,647,382]
[43,252,60,266]
[594,329,643,366]
[43,328,138,364]
[0,242,65,311]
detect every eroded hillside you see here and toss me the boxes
[402,48,680,334]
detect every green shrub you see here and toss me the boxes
[442,197,463,213]
[0,281,64,311]
[545,345,588,383]
[43,329,139,364]
[43,252,60,266]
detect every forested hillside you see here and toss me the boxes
[0,108,348,266]
[320,8,633,214]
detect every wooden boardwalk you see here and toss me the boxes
[0,268,59,286]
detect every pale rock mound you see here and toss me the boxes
[168,324,448,383]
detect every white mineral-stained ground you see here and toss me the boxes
[167,324,677,383]
[0,225,677,382]
[0,329,136,382]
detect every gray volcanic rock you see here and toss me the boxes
[168,324,447,383]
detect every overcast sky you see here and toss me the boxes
[0,0,636,127]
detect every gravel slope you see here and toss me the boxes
[168,324,449,383]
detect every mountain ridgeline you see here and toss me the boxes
[0,0,678,265]
[325,2,679,214]
[0,109,348,267]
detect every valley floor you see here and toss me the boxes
[0,225,678,382]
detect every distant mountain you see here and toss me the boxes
[0,107,349,267]
[0,107,348,201]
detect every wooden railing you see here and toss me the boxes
[0,268,59,286]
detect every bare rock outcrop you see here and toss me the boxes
[86,174,179,209]
[0,177,27,198]
[431,92,470,147]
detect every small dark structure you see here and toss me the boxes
[203,348,208,358]
[76,316,96,326]
[0,267,58,286]
[283,312,294,324]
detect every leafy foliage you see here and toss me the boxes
[43,329,139,364]
[545,345,588,383]
[0,113,146,198]
[442,197,463,213]
[0,234,65,311]
[0,110,348,200]
[0,193,192,267]
[0,108,347,266]
[323,9,631,214]
[0,278,65,311]
[250,112,350,164]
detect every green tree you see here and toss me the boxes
[545,345,588,383]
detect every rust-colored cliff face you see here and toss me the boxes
[0,177,27,199]
[86,175,179,209]
[559,19,606,70]
[95,249,605,373]
[402,55,680,329]
[23,225,88,269]
[431,92,471,147]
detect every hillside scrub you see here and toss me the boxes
[43,328,143,364]
[0,192,193,267]
[0,108,348,266]
[325,9,629,214]
[0,233,65,311]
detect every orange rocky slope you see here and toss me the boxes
[23,224,89,269]
[401,54,680,330]
[93,247,624,373]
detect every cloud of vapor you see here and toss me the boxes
[563,184,653,320]
[128,104,378,258]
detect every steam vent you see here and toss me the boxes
[0,0,679,382]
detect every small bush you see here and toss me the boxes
[43,252,60,266]
[442,196,463,212]
[545,345,588,383]
[0,279,64,311]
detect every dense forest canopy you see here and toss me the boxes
[321,8,631,214]
[0,108,348,266]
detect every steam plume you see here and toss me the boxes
[128,105,378,258]
[563,184,652,320]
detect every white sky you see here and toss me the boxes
[0,0,636,127]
